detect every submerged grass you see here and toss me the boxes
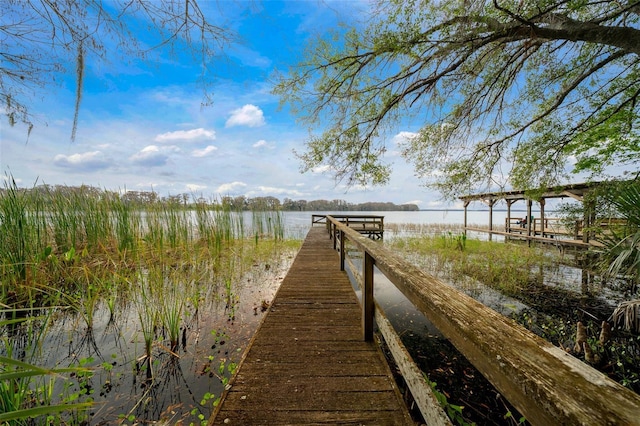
[0,312,94,425]
[388,233,553,296]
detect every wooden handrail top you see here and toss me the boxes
[312,214,384,221]
[325,216,640,425]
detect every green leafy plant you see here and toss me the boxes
[598,182,640,287]
[423,373,474,426]
[0,318,93,424]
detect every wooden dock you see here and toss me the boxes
[209,227,413,425]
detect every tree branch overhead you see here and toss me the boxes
[274,0,640,198]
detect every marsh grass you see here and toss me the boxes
[388,234,552,296]
[135,275,158,378]
[0,354,93,424]
[0,179,300,422]
[252,209,285,241]
[0,177,39,287]
[157,269,187,351]
[385,222,466,238]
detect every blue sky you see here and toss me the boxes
[1,0,444,208]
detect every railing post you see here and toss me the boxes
[332,223,337,250]
[339,230,345,271]
[363,251,374,341]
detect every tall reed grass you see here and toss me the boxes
[0,177,297,422]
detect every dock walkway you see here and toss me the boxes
[209,227,413,425]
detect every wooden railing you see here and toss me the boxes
[505,217,571,237]
[324,215,640,426]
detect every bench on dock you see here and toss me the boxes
[312,214,384,239]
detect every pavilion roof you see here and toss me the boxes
[459,181,601,204]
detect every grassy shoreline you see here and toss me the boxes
[386,231,640,397]
[0,180,300,424]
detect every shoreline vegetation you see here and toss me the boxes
[2,180,638,425]
[384,227,639,425]
[0,179,301,424]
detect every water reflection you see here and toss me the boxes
[2,253,294,424]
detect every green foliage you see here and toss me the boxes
[0,316,93,424]
[423,373,474,426]
[275,0,640,197]
[389,234,551,296]
[440,232,467,251]
[597,181,640,284]
[0,178,300,424]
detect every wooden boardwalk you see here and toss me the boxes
[209,227,413,425]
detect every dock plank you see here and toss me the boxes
[209,227,413,425]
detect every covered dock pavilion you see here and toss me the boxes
[459,182,605,248]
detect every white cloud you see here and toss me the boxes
[252,139,269,148]
[130,145,168,167]
[53,151,110,171]
[406,199,423,206]
[192,145,218,157]
[186,183,207,192]
[225,104,265,128]
[391,131,419,145]
[216,181,247,194]
[246,186,306,197]
[311,164,332,173]
[155,128,216,143]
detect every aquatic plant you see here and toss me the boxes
[252,209,285,241]
[135,275,159,378]
[0,314,93,424]
[440,231,467,251]
[109,193,140,253]
[0,179,299,423]
[0,355,93,424]
[159,276,186,352]
[69,266,102,330]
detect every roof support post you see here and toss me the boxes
[527,199,533,246]
[488,200,495,242]
[584,198,596,243]
[539,199,546,238]
[505,200,516,242]
[463,201,470,237]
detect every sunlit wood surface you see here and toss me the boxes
[209,227,412,425]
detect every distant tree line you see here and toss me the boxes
[220,196,419,211]
[280,198,419,211]
[3,184,419,211]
